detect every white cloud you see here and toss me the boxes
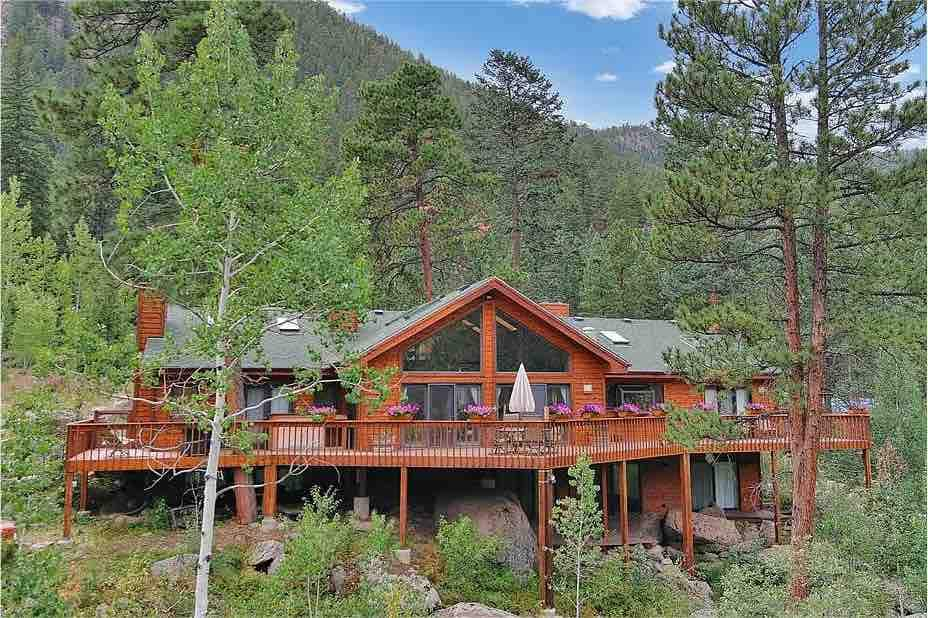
[653,60,675,74]
[563,0,646,20]
[595,72,618,82]
[514,0,646,20]
[323,0,366,15]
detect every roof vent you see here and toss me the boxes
[622,318,633,323]
[573,316,585,322]
[373,309,384,315]
[601,330,629,344]
[582,326,595,333]
[276,316,300,332]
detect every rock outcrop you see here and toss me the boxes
[664,509,742,547]
[249,540,285,574]
[151,554,197,578]
[434,490,536,576]
[363,557,442,612]
[431,603,521,617]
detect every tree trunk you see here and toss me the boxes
[510,177,522,271]
[419,213,433,302]
[193,253,233,618]
[790,1,830,599]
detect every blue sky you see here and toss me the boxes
[326,0,926,131]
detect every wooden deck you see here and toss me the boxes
[64,414,871,473]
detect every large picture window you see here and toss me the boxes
[403,310,482,372]
[496,383,570,417]
[403,384,481,420]
[244,382,292,420]
[496,311,568,372]
[608,384,662,409]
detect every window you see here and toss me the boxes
[403,310,482,372]
[496,383,570,417]
[314,381,339,407]
[608,384,662,409]
[496,311,569,372]
[244,382,292,419]
[402,384,481,420]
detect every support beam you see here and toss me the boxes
[233,467,258,525]
[357,468,368,496]
[619,460,629,561]
[262,465,278,517]
[770,452,782,544]
[79,472,89,512]
[679,454,694,574]
[399,467,408,547]
[537,469,554,608]
[862,449,872,489]
[63,472,74,538]
[601,464,609,538]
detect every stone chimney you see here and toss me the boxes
[540,302,570,317]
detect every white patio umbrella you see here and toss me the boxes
[508,363,536,417]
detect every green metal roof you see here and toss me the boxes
[143,278,691,373]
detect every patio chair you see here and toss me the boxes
[98,426,139,457]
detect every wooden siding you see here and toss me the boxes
[665,382,703,407]
[136,292,166,351]
[362,294,612,417]
[738,453,762,512]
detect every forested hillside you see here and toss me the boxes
[2,0,666,309]
[1,2,925,617]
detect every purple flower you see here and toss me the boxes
[305,405,337,416]
[693,402,717,412]
[549,403,575,417]
[579,403,605,416]
[745,403,769,412]
[386,403,420,418]
[464,404,495,419]
[619,403,641,414]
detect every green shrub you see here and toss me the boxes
[142,497,171,531]
[435,515,538,615]
[358,511,399,561]
[0,387,64,526]
[1,545,71,617]
[564,555,690,618]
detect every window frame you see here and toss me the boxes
[244,381,293,419]
[495,310,570,373]
[402,383,482,420]
[402,309,483,373]
[496,383,572,417]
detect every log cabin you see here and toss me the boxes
[63,277,871,604]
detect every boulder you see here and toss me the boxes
[645,544,665,561]
[699,505,726,518]
[434,490,536,576]
[249,540,285,574]
[363,557,441,612]
[329,565,349,595]
[664,510,742,547]
[259,517,279,532]
[151,554,197,578]
[630,512,664,545]
[432,603,520,617]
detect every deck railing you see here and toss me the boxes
[64,413,871,473]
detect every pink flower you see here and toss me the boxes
[464,404,495,419]
[549,403,575,417]
[386,403,420,418]
[619,403,641,414]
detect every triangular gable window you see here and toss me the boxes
[496,310,568,372]
[403,309,482,372]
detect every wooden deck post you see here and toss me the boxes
[63,472,74,538]
[79,472,89,511]
[679,454,694,573]
[357,468,368,496]
[619,460,629,561]
[770,452,782,544]
[537,469,554,608]
[233,467,258,524]
[862,448,872,488]
[399,467,408,547]
[262,465,278,517]
[600,463,609,537]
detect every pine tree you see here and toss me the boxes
[470,49,571,272]
[1,34,51,232]
[652,0,925,600]
[345,62,474,302]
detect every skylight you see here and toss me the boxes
[276,316,300,332]
[600,330,629,344]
